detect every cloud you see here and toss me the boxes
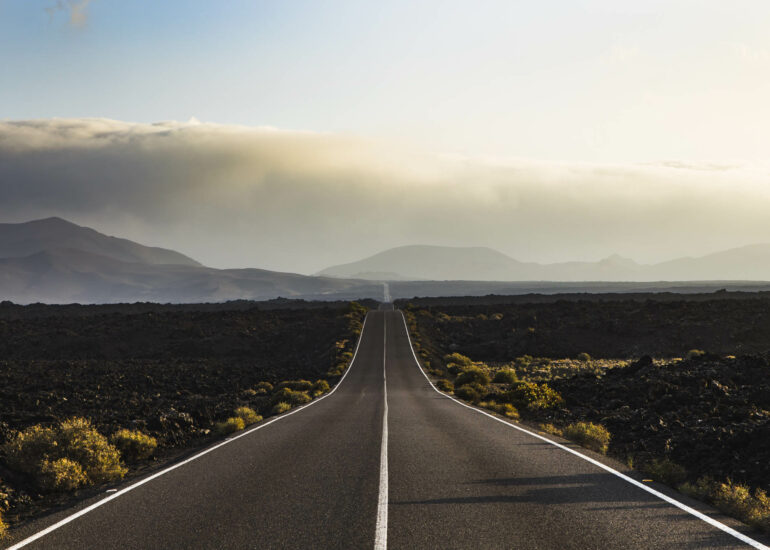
[1,118,769,274]
[45,0,94,27]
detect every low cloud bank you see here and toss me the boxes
[1,118,768,274]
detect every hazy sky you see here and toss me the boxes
[1,2,769,273]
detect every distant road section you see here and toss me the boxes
[6,310,768,549]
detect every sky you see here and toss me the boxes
[1,1,770,273]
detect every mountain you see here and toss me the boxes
[0,217,201,267]
[318,244,770,282]
[0,219,380,304]
[317,245,540,281]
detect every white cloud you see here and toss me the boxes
[1,118,769,273]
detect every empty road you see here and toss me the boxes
[6,308,768,549]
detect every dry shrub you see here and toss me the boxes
[563,422,610,454]
[111,429,158,463]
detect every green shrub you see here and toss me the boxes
[436,379,454,392]
[39,458,88,491]
[110,429,158,463]
[242,388,258,397]
[644,458,687,486]
[504,381,564,410]
[270,388,312,406]
[277,380,314,391]
[563,422,610,454]
[0,510,6,540]
[215,416,245,435]
[234,407,262,426]
[272,401,292,415]
[254,381,274,394]
[1,417,126,491]
[455,366,490,387]
[454,385,481,403]
[577,352,591,362]
[492,368,518,384]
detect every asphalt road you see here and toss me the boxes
[6,308,769,549]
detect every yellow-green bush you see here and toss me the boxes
[492,368,517,384]
[479,401,520,419]
[0,510,6,540]
[455,366,490,387]
[327,363,347,376]
[39,458,88,491]
[436,379,454,392]
[563,422,611,454]
[1,417,126,491]
[270,388,311,407]
[539,423,563,436]
[272,401,292,415]
[234,407,262,426]
[644,458,687,486]
[505,381,564,411]
[312,379,331,397]
[254,381,274,394]
[678,476,714,501]
[111,429,158,463]
[277,380,314,392]
[215,416,245,435]
[454,384,481,403]
[712,480,770,532]
[687,349,706,359]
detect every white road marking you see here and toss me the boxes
[6,313,372,550]
[397,311,769,550]
[374,316,389,550]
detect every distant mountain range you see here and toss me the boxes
[0,218,379,304]
[317,244,770,282]
[3,218,770,305]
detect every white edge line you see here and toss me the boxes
[374,315,388,550]
[397,310,768,550]
[6,313,372,550]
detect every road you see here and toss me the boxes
[6,308,769,549]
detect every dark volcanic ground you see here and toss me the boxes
[0,301,365,527]
[401,294,770,497]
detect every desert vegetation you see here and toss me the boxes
[400,294,770,533]
[0,300,367,532]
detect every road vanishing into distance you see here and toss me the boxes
[6,306,769,549]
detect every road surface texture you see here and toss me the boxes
[6,307,769,549]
